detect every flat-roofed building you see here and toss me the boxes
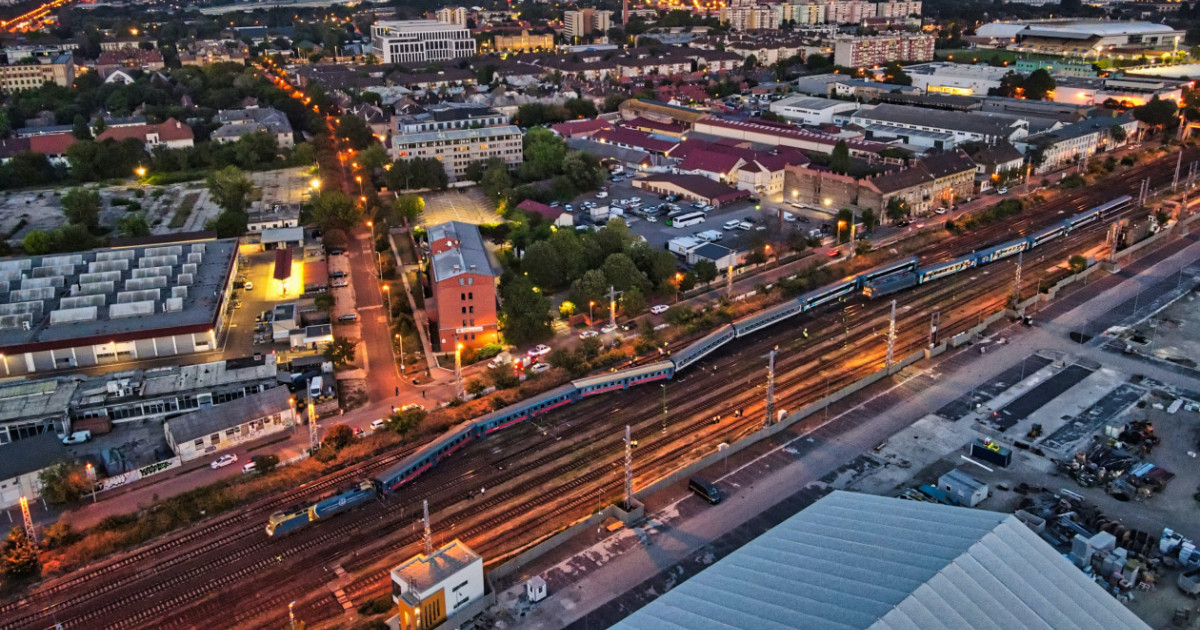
[392,539,487,630]
[493,30,555,53]
[768,95,858,125]
[0,52,74,93]
[389,125,523,181]
[370,20,476,65]
[0,233,239,376]
[164,386,295,461]
[832,32,934,67]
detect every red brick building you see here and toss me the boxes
[426,222,500,351]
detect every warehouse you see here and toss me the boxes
[163,386,296,461]
[611,491,1151,630]
[0,233,239,376]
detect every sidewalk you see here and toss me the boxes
[499,216,1200,630]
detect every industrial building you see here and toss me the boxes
[976,20,1185,56]
[164,386,295,461]
[767,95,858,126]
[0,235,239,377]
[370,20,477,65]
[391,539,487,630]
[841,103,1030,150]
[611,491,1151,630]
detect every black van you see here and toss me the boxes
[688,477,722,504]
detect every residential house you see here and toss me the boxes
[96,118,195,150]
[213,107,295,149]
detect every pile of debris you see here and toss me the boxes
[1016,489,1163,602]
[1056,426,1173,501]
[1058,442,1139,488]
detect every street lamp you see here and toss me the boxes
[355,175,363,196]
[382,283,390,313]
[674,272,683,302]
[310,177,321,191]
[454,342,464,400]
[395,332,404,374]
[135,166,146,179]
[589,300,595,324]
[85,463,96,503]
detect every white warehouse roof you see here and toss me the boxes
[977,20,1178,39]
[611,491,1151,630]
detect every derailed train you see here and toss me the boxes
[267,195,1133,536]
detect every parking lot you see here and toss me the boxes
[419,188,502,227]
[568,174,839,255]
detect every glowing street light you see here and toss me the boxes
[309,178,321,191]
[135,166,147,178]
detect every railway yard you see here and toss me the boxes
[2,148,1199,630]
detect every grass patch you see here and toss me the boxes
[170,192,200,229]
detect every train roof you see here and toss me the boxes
[572,361,674,389]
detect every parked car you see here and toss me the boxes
[934,208,947,215]
[328,248,345,255]
[210,454,238,470]
[243,281,254,291]
[487,356,511,369]
[565,204,573,212]
[241,461,257,474]
[61,430,92,445]
[579,330,599,339]
[329,271,347,279]
[601,324,618,334]
[596,191,609,199]
[332,280,349,288]
[401,403,425,412]
[370,419,387,432]
[550,201,561,208]
[997,187,1009,195]
[527,344,552,357]
[650,304,669,315]
[530,362,551,374]
[337,313,359,323]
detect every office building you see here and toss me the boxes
[426,222,500,351]
[832,32,934,67]
[370,20,477,65]
[0,52,74,93]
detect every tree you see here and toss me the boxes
[22,230,51,255]
[466,379,487,396]
[885,197,909,223]
[1133,97,1178,129]
[601,253,649,293]
[37,461,91,504]
[314,293,335,313]
[1023,69,1056,101]
[1068,255,1088,274]
[324,337,357,366]
[520,127,568,181]
[207,166,254,215]
[881,62,912,86]
[1,527,39,580]
[387,407,425,436]
[40,521,81,549]
[836,208,855,243]
[72,114,92,140]
[254,451,279,470]
[1108,124,1127,143]
[61,188,101,230]
[118,213,151,238]
[860,208,878,233]
[603,93,626,113]
[569,268,610,307]
[323,424,355,450]
[522,240,565,289]
[360,143,389,171]
[622,286,646,316]
[210,210,248,238]
[336,114,376,150]
[562,151,606,193]
[564,98,598,119]
[830,140,851,175]
[393,195,424,224]
[312,190,363,230]
[500,275,552,345]
[693,259,718,285]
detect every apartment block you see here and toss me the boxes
[389,125,523,181]
[434,7,468,27]
[0,53,74,93]
[832,33,934,67]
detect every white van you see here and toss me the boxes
[309,375,323,399]
[722,219,741,230]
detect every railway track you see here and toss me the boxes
[3,150,1187,629]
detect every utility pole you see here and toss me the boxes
[1174,149,1183,191]
[19,496,34,545]
[725,265,733,297]
[607,285,621,330]
[623,425,633,510]
[764,346,778,427]
[1012,251,1023,307]
[422,499,432,556]
[848,223,857,259]
[929,311,941,348]
[307,397,319,454]
[886,299,897,368]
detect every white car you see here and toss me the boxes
[370,418,387,432]
[401,403,425,412]
[596,191,609,199]
[565,204,573,212]
[530,362,551,374]
[332,280,349,288]
[630,196,641,203]
[243,281,254,291]
[997,187,1008,195]
[934,208,947,215]
[527,344,551,357]
[646,216,657,222]
[650,304,669,315]
[579,330,599,339]
[601,324,618,334]
[210,454,238,470]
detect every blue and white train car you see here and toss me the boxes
[917,255,976,284]
[265,508,311,537]
[372,422,479,494]
[1030,223,1066,247]
[799,279,857,310]
[863,273,918,298]
[574,361,674,397]
[477,384,579,435]
[974,237,1029,264]
[853,256,920,288]
[671,324,736,371]
[732,299,805,338]
[311,480,378,519]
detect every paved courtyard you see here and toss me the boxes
[419,188,502,227]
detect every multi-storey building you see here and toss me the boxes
[395,103,509,134]
[719,0,777,31]
[213,106,295,149]
[0,53,74,93]
[389,126,523,182]
[783,0,920,25]
[426,222,500,351]
[563,9,613,40]
[434,7,468,27]
[493,30,555,53]
[370,20,476,65]
[832,33,934,67]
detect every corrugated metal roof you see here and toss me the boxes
[611,491,1151,630]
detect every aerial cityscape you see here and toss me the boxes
[1,0,1200,628]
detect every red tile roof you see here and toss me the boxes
[591,126,677,154]
[627,116,685,136]
[677,149,743,176]
[550,118,612,138]
[516,199,564,221]
[97,118,194,144]
[28,133,76,156]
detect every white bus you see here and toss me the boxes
[671,212,706,228]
